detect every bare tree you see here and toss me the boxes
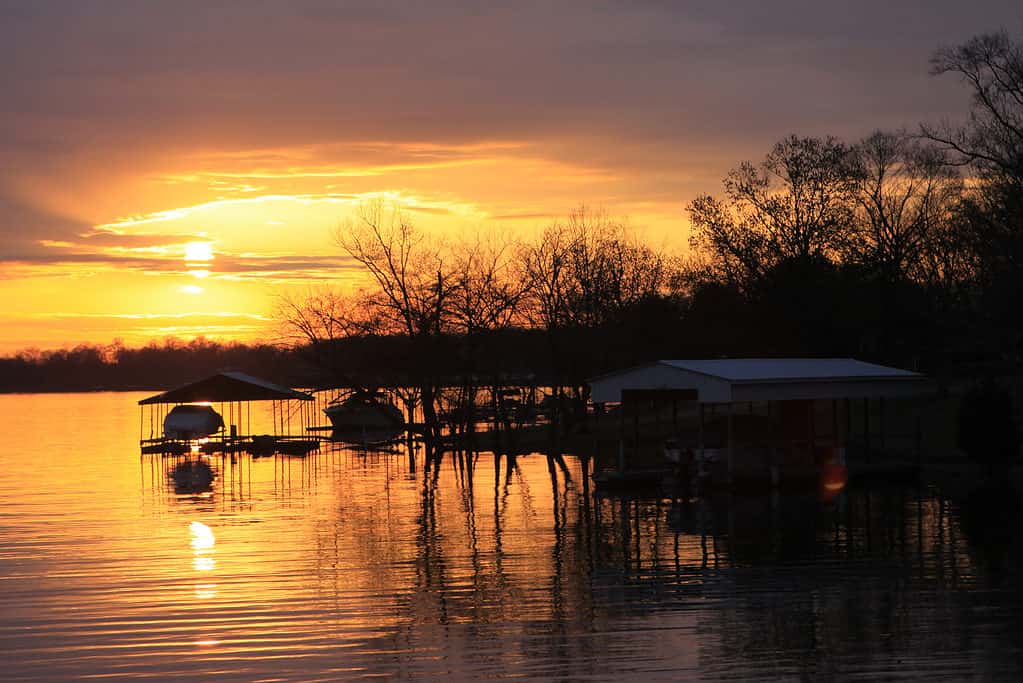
[332,202,458,433]
[449,231,532,336]
[922,30,1023,184]
[523,207,673,330]
[276,287,385,384]
[849,130,963,286]
[688,135,860,289]
[335,201,458,338]
[522,207,677,427]
[446,231,534,435]
[277,287,380,344]
[923,30,1023,342]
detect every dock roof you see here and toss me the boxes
[589,358,932,404]
[138,371,313,405]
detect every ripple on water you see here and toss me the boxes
[0,392,1022,681]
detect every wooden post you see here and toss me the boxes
[726,404,735,484]
[832,399,838,447]
[863,397,871,464]
[879,396,886,455]
[698,403,705,460]
[618,397,626,472]
[632,400,640,464]
[767,400,778,487]
[915,412,923,467]
[844,397,851,446]
[807,400,816,467]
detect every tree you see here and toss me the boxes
[523,207,674,331]
[957,380,1019,475]
[446,231,533,434]
[522,207,678,427]
[688,135,859,290]
[922,30,1023,185]
[845,131,965,353]
[449,231,532,338]
[276,287,383,383]
[923,30,1023,349]
[335,202,457,339]
[332,202,458,433]
[849,131,962,287]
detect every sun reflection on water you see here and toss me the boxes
[190,520,216,575]
[190,521,215,550]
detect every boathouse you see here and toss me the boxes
[139,371,318,456]
[589,358,935,484]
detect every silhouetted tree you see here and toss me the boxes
[847,131,964,352]
[850,131,963,285]
[688,135,859,290]
[447,231,533,432]
[923,30,1023,353]
[522,208,680,426]
[276,287,384,383]
[923,31,1023,184]
[523,209,676,329]
[332,202,459,433]
[957,380,1019,474]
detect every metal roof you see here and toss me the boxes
[588,358,932,404]
[138,371,313,405]
[658,358,920,382]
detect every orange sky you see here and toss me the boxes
[1,2,1018,353]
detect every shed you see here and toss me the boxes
[588,359,935,484]
[589,358,932,404]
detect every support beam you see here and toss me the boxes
[726,404,735,484]
[698,403,705,463]
[863,397,871,464]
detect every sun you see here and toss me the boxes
[184,241,214,262]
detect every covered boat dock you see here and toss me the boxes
[139,371,319,456]
[589,358,936,486]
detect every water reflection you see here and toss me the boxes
[1,393,1022,680]
[170,459,215,494]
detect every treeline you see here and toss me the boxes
[0,338,299,393]
[681,31,1023,367]
[4,30,1021,407]
[278,30,1023,434]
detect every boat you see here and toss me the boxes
[169,459,215,493]
[324,391,404,430]
[163,404,224,440]
[330,426,405,449]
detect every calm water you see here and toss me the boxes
[2,392,1023,681]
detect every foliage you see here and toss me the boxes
[687,135,859,290]
[923,30,1023,184]
[0,338,296,393]
[10,29,1023,405]
[924,30,1023,348]
[957,380,1020,469]
[848,131,963,287]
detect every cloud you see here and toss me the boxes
[4,247,362,281]
[2,311,275,350]
[75,228,208,247]
[2,1,1022,350]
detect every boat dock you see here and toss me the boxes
[139,371,322,458]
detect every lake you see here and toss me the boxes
[1,391,1022,681]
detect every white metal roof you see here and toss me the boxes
[658,358,919,382]
[588,358,931,404]
[139,370,313,405]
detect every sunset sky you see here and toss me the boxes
[1,1,1019,353]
